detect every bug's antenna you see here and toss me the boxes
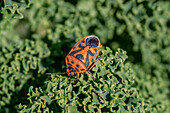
[46,72,67,75]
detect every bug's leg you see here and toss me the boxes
[70,73,79,83]
[85,72,95,79]
[46,72,67,75]
[76,73,79,80]
[88,56,104,71]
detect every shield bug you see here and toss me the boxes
[46,36,103,80]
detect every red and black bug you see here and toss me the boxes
[46,36,102,80]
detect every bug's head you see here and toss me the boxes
[86,36,100,48]
[66,67,76,76]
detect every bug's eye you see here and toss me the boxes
[86,36,99,47]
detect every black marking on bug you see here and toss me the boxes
[75,54,84,62]
[94,49,98,52]
[69,49,82,56]
[71,61,74,64]
[69,43,85,56]
[78,44,85,49]
[86,37,99,48]
[75,68,79,72]
[73,46,76,49]
[85,53,90,68]
[91,49,98,63]
[67,57,69,62]
[85,50,95,68]
[88,50,95,56]
[76,64,80,67]
[72,40,85,49]
[81,69,85,71]
[67,63,72,66]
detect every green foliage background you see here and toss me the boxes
[0,0,169,112]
